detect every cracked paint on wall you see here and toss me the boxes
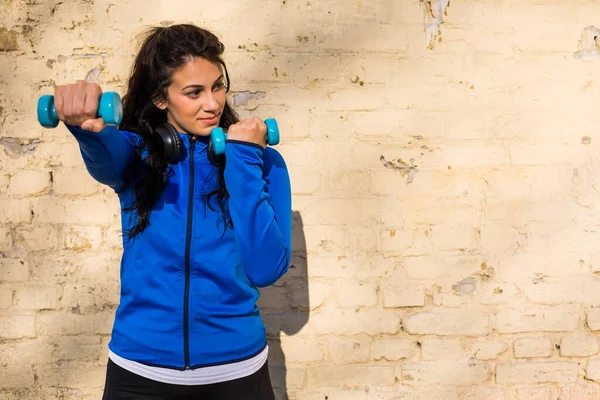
[232,91,266,107]
[574,26,600,61]
[421,0,450,50]
[380,155,417,184]
[0,27,19,51]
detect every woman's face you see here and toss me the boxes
[156,57,227,136]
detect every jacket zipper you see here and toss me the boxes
[183,135,196,369]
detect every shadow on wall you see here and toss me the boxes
[259,211,309,400]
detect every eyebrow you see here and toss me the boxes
[181,75,225,91]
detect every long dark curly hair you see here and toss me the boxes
[118,24,238,238]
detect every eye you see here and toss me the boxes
[212,82,226,92]
[186,89,201,98]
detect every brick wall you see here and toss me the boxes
[2,0,600,399]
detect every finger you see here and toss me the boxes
[227,122,239,134]
[72,80,87,119]
[83,83,102,121]
[81,118,106,133]
[54,86,65,122]
[249,116,266,135]
[62,84,75,121]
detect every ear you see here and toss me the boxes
[153,95,168,110]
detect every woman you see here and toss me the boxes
[52,24,291,399]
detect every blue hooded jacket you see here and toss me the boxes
[67,124,292,370]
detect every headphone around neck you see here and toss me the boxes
[154,123,221,166]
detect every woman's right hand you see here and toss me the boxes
[54,80,107,132]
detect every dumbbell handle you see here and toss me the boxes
[211,118,280,155]
[37,92,123,128]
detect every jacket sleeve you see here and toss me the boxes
[224,141,292,287]
[66,124,140,193]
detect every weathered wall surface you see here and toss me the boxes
[3,0,600,399]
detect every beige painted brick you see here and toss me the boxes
[15,225,59,251]
[105,227,124,250]
[557,382,600,400]
[296,389,369,400]
[311,308,400,335]
[33,140,89,169]
[262,311,311,337]
[280,335,323,362]
[0,199,32,224]
[0,287,13,309]
[371,338,417,361]
[586,308,600,331]
[371,169,487,198]
[458,387,507,400]
[560,334,600,357]
[16,285,59,310]
[36,362,106,389]
[62,225,103,250]
[53,168,102,196]
[586,357,600,381]
[421,338,467,362]
[0,258,29,282]
[509,142,588,167]
[7,169,50,196]
[287,168,321,195]
[59,283,118,314]
[368,391,416,400]
[308,365,395,387]
[404,255,484,280]
[496,362,578,384]
[515,386,553,400]
[425,225,480,252]
[382,284,425,308]
[287,367,308,389]
[56,336,103,361]
[321,169,371,197]
[0,364,36,389]
[379,227,414,256]
[472,338,508,360]
[0,315,36,339]
[402,362,489,385]
[495,306,580,334]
[522,279,600,307]
[480,223,526,254]
[479,282,521,305]
[32,196,119,225]
[0,227,12,251]
[305,225,379,256]
[327,336,370,364]
[514,337,553,359]
[257,285,288,311]
[404,310,490,336]
[0,337,56,365]
[37,312,113,335]
[294,197,383,226]
[331,281,378,308]
[0,173,8,191]
[306,280,329,309]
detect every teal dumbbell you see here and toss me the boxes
[37,92,123,128]
[210,118,280,155]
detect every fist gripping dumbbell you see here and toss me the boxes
[210,118,280,155]
[37,92,123,128]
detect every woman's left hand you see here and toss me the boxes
[226,117,268,149]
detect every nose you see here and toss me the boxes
[203,92,219,113]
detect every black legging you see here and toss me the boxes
[101,359,276,400]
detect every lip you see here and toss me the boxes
[198,115,220,125]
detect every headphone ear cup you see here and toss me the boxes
[207,139,223,167]
[155,123,184,163]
